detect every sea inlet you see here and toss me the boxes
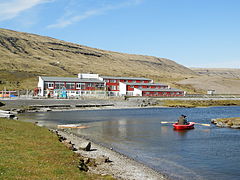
[20,106,240,180]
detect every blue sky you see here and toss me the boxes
[0,0,240,68]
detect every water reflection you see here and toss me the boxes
[173,129,193,138]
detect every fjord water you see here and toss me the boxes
[20,107,240,180]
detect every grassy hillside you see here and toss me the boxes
[0,118,112,179]
[0,28,196,90]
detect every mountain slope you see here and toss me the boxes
[177,68,240,94]
[0,28,196,90]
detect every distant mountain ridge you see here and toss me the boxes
[0,28,196,90]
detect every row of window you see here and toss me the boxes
[129,85,168,89]
[45,82,104,89]
[143,92,182,95]
[108,85,119,90]
[105,79,150,83]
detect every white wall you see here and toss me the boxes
[133,88,142,96]
[119,82,127,96]
[38,76,44,96]
[78,73,99,79]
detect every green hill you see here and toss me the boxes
[0,28,196,90]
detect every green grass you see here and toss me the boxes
[161,100,240,107]
[0,118,113,180]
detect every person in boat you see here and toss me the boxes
[178,115,188,125]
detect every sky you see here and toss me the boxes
[0,0,240,68]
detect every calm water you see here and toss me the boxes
[20,106,240,180]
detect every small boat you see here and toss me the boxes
[173,122,195,130]
[57,124,89,129]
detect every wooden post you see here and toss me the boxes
[4,87,6,99]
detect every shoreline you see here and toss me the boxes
[54,129,168,180]
[2,98,240,115]
[3,99,240,179]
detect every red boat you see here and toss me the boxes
[173,122,195,130]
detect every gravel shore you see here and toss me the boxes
[57,130,167,180]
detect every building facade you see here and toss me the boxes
[119,82,169,96]
[133,88,185,97]
[37,76,105,98]
[98,76,153,96]
[37,73,185,97]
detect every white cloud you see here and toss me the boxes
[47,9,103,29]
[0,0,53,21]
[47,0,144,28]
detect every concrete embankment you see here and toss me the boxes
[0,99,139,110]
[0,110,16,119]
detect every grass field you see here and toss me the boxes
[0,118,113,180]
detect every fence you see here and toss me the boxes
[0,90,34,99]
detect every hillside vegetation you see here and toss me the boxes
[0,28,196,90]
[177,68,240,94]
[0,118,112,179]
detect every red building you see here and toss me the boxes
[38,76,105,97]
[134,88,185,97]
[99,76,153,96]
[119,82,169,96]
[37,74,185,97]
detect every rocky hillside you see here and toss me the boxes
[177,68,240,94]
[0,28,196,90]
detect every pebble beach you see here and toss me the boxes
[56,130,167,180]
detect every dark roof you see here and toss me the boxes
[136,88,184,92]
[100,76,152,81]
[121,82,168,86]
[40,76,103,83]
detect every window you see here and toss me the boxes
[46,82,54,88]
[55,82,65,89]
[110,79,116,83]
[111,85,116,90]
[86,83,93,87]
[76,83,85,89]
[66,83,75,89]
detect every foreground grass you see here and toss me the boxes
[161,100,240,107]
[0,118,113,180]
